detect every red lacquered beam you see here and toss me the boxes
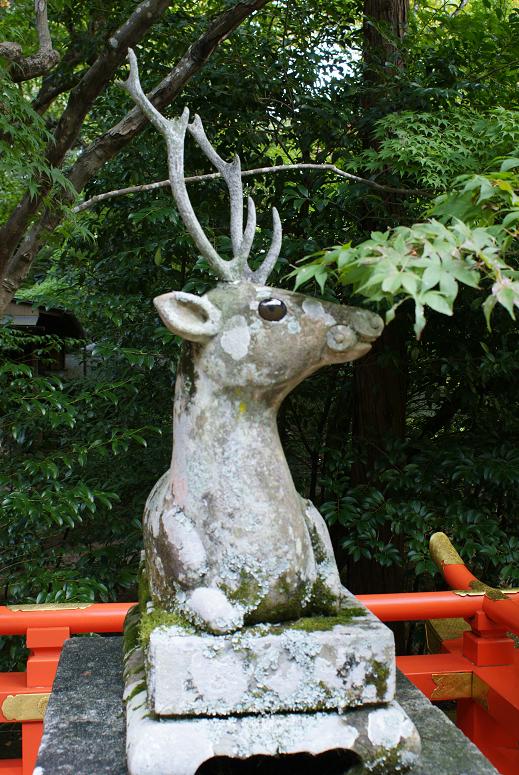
[483,595,519,635]
[0,603,135,636]
[357,591,483,622]
[438,563,477,590]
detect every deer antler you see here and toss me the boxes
[119,49,282,284]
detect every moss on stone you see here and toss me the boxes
[126,681,146,702]
[283,606,366,633]
[222,571,261,606]
[304,576,341,616]
[139,606,195,646]
[307,523,328,565]
[123,605,141,655]
[366,659,390,698]
[248,577,310,625]
[252,606,366,636]
[137,562,150,612]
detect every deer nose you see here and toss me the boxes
[349,309,384,341]
[326,325,357,352]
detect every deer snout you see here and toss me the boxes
[326,325,357,352]
[349,309,384,342]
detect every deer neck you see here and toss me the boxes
[169,349,299,523]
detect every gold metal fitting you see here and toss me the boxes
[7,602,93,611]
[429,532,464,569]
[430,672,489,706]
[2,693,50,721]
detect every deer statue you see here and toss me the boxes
[121,50,384,635]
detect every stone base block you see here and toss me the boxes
[143,599,395,716]
[126,647,421,775]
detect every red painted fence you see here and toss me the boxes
[0,533,517,775]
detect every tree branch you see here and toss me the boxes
[0,0,172,273]
[31,42,88,114]
[0,0,272,315]
[0,0,60,82]
[450,0,469,17]
[74,162,427,213]
[67,0,272,194]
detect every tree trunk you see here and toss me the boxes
[363,0,408,69]
[333,0,410,612]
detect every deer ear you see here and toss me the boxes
[153,292,221,343]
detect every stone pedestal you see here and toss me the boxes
[145,604,394,716]
[123,594,422,775]
[127,644,419,775]
[35,637,499,775]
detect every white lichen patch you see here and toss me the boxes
[368,705,416,749]
[146,617,394,717]
[302,298,336,325]
[287,318,301,334]
[220,315,251,360]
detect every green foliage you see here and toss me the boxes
[292,158,519,336]
[354,109,519,189]
[0,326,167,606]
[0,65,51,215]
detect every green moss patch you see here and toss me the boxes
[139,607,195,646]
[123,604,141,655]
[366,660,390,697]
[126,681,146,702]
[285,606,366,632]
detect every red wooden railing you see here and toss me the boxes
[0,533,517,775]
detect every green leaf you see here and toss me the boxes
[482,295,497,329]
[500,158,519,172]
[421,264,441,291]
[421,291,453,316]
[314,267,328,294]
[401,273,419,295]
[502,210,519,228]
[494,286,517,319]
[293,264,318,290]
[381,273,402,294]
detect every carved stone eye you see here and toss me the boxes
[258,298,287,321]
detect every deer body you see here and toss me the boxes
[120,51,384,632]
[144,282,383,631]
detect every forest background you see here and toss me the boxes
[1,0,518,663]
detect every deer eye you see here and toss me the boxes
[258,298,287,321]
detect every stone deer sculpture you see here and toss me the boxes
[122,50,384,634]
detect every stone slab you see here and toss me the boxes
[145,605,394,716]
[35,637,498,775]
[128,643,419,775]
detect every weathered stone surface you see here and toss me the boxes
[35,637,126,775]
[145,604,394,716]
[35,637,497,775]
[143,282,384,633]
[128,644,420,775]
[395,672,499,775]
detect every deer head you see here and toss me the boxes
[120,49,383,396]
